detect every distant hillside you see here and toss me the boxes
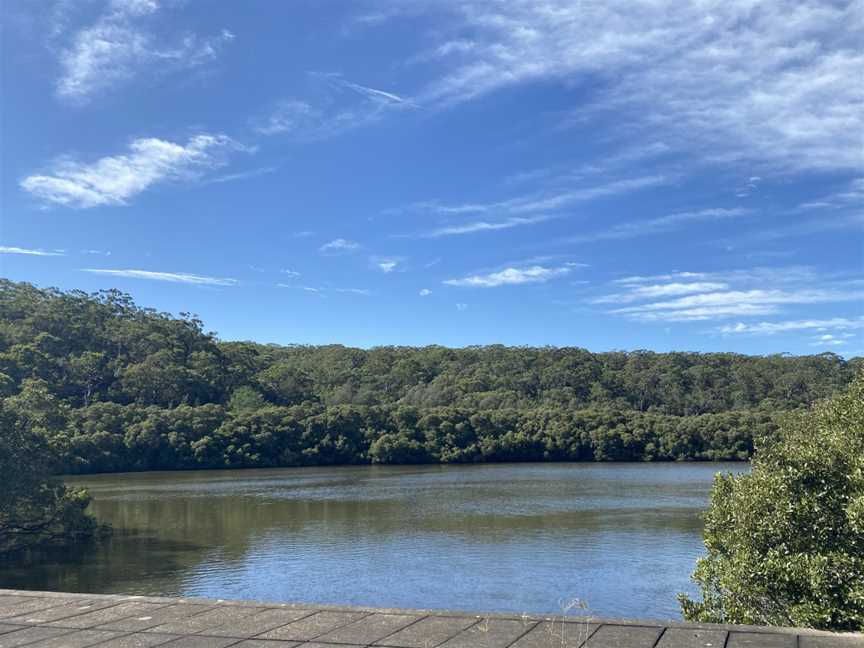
[1,278,859,472]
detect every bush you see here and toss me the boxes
[680,374,864,631]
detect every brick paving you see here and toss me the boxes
[0,589,861,648]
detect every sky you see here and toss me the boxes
[1,0,862,356]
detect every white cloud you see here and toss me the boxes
[593,282,730,304]
[456,303,468,311]
[566,208,751,244]
[445,265,570,288]
[419,215,553,238]
[277,283,370,296]
[334,288,372,296]
[371,256,401,272]
[718,317,864,335]
[614,288,863,322]
[55,0,233,103]
[253,100,323,136]
[397,175,668,218]
[254,74,417,139]
[614,272,709,285]
[337,79,417,107]
[22,134,247,208]
[281,269,301,277]
[613,267,823,287]
[81,268,237,286]
[202,166,278,186]
[419,288,432,296]
[416,0,863,172]
[596,266,863,322]
[394,175,669,238]
[796,178,864,211]
[320,238,360,254]
[0,246,65,256]
[810,334,847,347]
[630,304,781,321]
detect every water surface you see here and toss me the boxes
[0,462,747,619]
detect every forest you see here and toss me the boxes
[0,278,859,474]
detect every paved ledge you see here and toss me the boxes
[0,590,861,648]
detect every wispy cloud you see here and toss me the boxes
[810,333,851,347]
[336,78,418,107]
[22,134,248,208]
[396,175,667,217]
[614,288,863,322]
[594,282,730,304]
[277,283,370,296]
[796,178,864,211]
[334,287,372,296]
[0,246,65,256]
[393,175,668,238]
[201,166,278,186]
[597,267,863,322]
[416,215,554,238]
[565,208,751,244]
[614,272,709,285]
[415,1,863,172]
[55,0,233,103]
[81,268,237,286]
[718,317,864,335]
[419,288,432,296]
[320,238,360,254]
[370,255,403,272]
[253,74,418,139]
[445,265,570,288]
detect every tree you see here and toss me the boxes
[0,394,99,554]
[680,374,864,631]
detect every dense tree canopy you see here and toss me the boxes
[0,380,97,554]
[0,279,859,475]
[680,374,864,631]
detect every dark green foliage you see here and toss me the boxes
[0,381,98,554]
[680,374,864,631]
[0,278,858,475]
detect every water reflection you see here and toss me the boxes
[0,462,746,619]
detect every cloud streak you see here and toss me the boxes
[81,268,237,286]
[718,317,864,335]
[254,74,418,139]
[320,238,360,254]
[398,175,667,218]
[0,246,65,256]
[566,208,751,244]
[614,288,863,322]
[596,267,863,322]
[445,265,570,288]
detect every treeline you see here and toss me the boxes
[0,279,859,473]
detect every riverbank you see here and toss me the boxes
[1,589,861,647]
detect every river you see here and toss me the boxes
[0,462,747,620]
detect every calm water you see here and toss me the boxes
[0,462,747,620]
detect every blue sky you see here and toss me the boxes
[1,0,862,355]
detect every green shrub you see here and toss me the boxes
[0,383,100,554]
[680,374,864,631]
